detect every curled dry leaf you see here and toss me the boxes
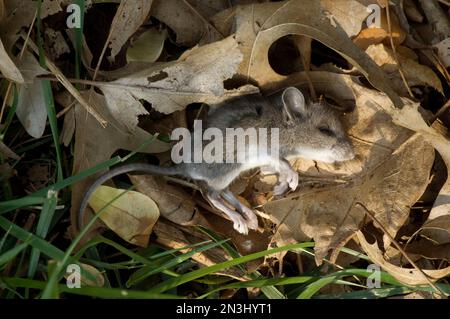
[0,38,23,83]
[126,28,167,63]
[365,43,443,95]
[107,0,154,63]
[234,0,403,107]
[129,174,201,226]
[88,185,160,247]
[357,231,450,285]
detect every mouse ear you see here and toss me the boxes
[281,87,307,122]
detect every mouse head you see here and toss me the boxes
[280,87,355,163]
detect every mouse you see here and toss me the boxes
[76,87,355,235]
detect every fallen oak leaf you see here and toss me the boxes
[234,0,403,107]
[357,231,450,286]
[97,36,258,127]
[88,185,160,247]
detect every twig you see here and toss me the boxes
[21,34,107,127]
[356,202,447,297]
[386,3,414,98]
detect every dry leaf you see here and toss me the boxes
[44,28,70,60]
[0,38,23,83]
[434,38,450,68]
[357,231,450,285]
[365,43,443,94]
[99,36,258,124]
[0,141,19,160]
[353,8,406,50]
[321,0,371,37]
[16,80,47,138]
[126,28,167,63]
[234,0,403,107]
[380,96,450,246]
[107,0,154,62]
[151,0,225,46]
[89,185,160,247]
[79,263,105,287]
[14,51,49,83]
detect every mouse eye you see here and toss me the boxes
[319,126,335,137]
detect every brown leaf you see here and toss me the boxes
[353,8,406,50]
[88,185,160,247]
[0,38,23,83]
[151,0,225,46]
[365,43,443,94]
[99,36,258,120]
[357,231,450,285]
[107,0,154,62]
[234,0,403,107]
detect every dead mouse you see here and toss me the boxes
[77,87,355,235]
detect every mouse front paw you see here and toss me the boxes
[273,170,298,195]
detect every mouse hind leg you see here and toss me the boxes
[205,191,250,235]
[221,190,258,230]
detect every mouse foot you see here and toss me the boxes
[221,190,258,231]
[206,191,259,234]
[274,170,299,195]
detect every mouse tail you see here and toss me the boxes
[77,163,182,231]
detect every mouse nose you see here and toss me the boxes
[334,139,355,161]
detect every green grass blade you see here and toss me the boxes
[316,286,413,299]
[0,241,30,268]
[297,269,400,299]
[0,216,65,260]
[37,0,63,182]
[2,277,181,299]
[148,242,315,294]
[28,190,58,277]
[199,276,316,299]
[0,156,121,214]
[127,239,229,287]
